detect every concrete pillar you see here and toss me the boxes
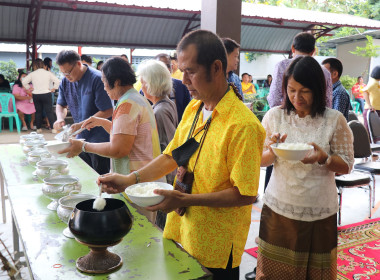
[201,0,242,44]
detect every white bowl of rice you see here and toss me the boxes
[125,182,173,207]
[271,142,313,161]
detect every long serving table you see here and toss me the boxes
[0,144,212,279]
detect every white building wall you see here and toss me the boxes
[239,53,329,83]
[239,53,288,81]
[336,41,368,81]
[336,39,380,82]
[370,39,380,77]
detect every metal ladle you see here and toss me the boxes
[93,183,106,211]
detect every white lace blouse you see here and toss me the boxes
[262,107,354,222]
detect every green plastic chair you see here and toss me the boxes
[351,100,360,114]
[0,93,21,133]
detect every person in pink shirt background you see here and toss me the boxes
[12,72,36,131]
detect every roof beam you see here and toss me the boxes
[314,26,339,39]
[182,14,199,38]
[26,0,43,70]
[0,2,199,21]
[0,37,178,49]
[267,19,284,25]
[21,39,178,49]
[240,48,291,54]
[40,5,199,21]
[44,0,201,15]
[242,22,304,30]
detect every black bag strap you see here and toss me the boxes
[187,103,204,140]
[192,117,211,172]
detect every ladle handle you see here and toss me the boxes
[98,183,102,197]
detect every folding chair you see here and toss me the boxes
[348,111,358,122]
[366,110,380,152]
[367,110,380,143]
[335,120,374,224]
[349,120,380,207]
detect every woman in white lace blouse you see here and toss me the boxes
[256,56,354,280]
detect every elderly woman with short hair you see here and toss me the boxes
[138,60,178,168]
[138,60,178,230]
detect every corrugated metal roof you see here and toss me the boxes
[0,0,379,54]
[323,30,380,47]
[242,3,380,29]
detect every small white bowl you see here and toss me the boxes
[46,142,71,157]
[125,182,173,207]
[271,143,313,161]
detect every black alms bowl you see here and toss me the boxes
[68,198,133,245]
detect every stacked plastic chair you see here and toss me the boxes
[0,92,21,133]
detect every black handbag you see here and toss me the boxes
[171,103,211,216]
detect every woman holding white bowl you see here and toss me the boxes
[256,56,354,279]
[59,57,163,222]
[60,57,161,175]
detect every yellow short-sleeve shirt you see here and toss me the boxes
[242,82,256,94]
[364,77,380,110]
[163,88,265,268]
[171,69,184,80]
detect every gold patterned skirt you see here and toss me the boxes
[256,204,337,280]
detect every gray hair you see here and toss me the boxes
[137,60,172,99]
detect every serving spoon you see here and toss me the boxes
[93,183,106,211]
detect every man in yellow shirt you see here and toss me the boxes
[171,54,183,80]
[99,30,265,280]
[241,72,256,95]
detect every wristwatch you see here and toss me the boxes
[81,141,87,153]
[132,171,140,184]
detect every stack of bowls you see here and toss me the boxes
[35,159,69,180]
[22,139,46,155]
[20,132,45,146]
[27,148,51,166]
[42,175,81,210]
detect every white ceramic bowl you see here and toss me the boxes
[271,143,313,161]
[46,142,71,157]
[125,182,173,207]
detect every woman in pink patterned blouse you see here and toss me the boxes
[12,72,36,131]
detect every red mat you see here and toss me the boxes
[244,247,258,258]
[244,218,380,280]
[337,217,380,280]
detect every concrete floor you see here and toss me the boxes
[0,129,379,279]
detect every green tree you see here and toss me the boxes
[92,57,101,68]
[51,62,60,78]
[350,35,380,77]
[340,75,357,91]
[244,52,270,63]
[0,60,18,83]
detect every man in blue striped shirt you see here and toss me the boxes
[322,58,351,121]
